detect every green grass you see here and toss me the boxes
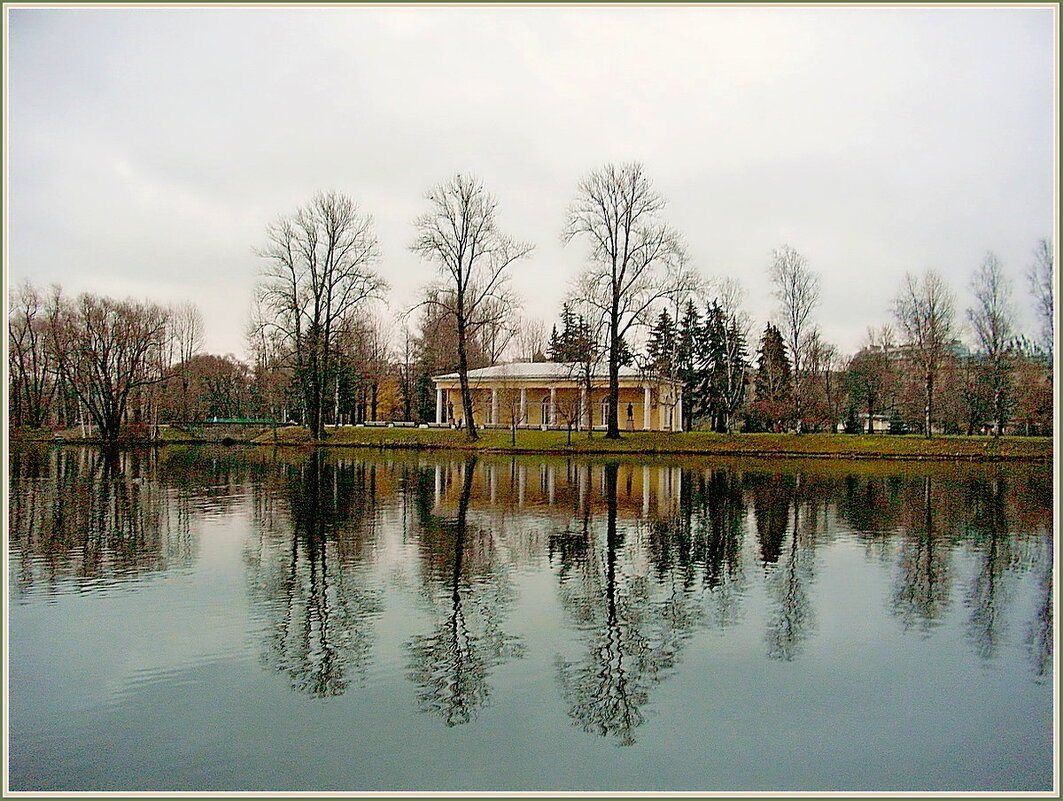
[310,426,1051,461]
[11,423,1051,461]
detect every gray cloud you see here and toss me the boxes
[7,5,1055,356]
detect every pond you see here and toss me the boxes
[6,445,1055,792]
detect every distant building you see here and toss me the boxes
[431,362,684,431]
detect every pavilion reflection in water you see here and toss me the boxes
[427,459,685,519]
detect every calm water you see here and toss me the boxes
[6,445,1055,792]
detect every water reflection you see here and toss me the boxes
[651,469,746,628]
[891,476,956,634]
[555,462,702,746]
[246,451,383,697]
[1028,528,1053,679]
[7,447,1054,732]
[8,446,195,598]
[405,456,525,726]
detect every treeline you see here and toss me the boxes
[8,165,1055,442]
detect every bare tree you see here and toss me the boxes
[338,310,392,424]
[168,300,204,420]
[492,366,529,446]
[846,325,897,434]
[1027,238,1054,362]
[255,191,385,439]
[892,270,956,438]
[411,174,532,440]
[769,245,821,432]
[562,162,693,439]
[474,295,518,367]
[552,297,608,438]
[46,290,171,443]
[717,278,752,434]
[804,331,842,432]
[7,281,55,429]
[968,252,1016,436]
[245,307,292,436]
[511,317,548,362]
[396,321,418,421]
[171,301,204,366]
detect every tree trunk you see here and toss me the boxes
[924,370,934,439]
[584,370,594,440]
[993,381,1004,437]
[605,318,620,440]
[456,314,478,440]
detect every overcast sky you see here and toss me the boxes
[6,5,1057,359]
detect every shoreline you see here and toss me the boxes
[10,428,1054,463]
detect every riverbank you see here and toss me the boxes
[13,425,1050,462]
[315,427,1053,461]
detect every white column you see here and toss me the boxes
[549,386,557,427]
[643,386,652,430]
[660,396,668,431]
[676,388,683,431]
[491,387,498,426]
[436,388,444,423]
[519,388,527,424]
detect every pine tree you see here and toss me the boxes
[646,309,677,375]
[703,301,727,430]
[548,324,561,361]
[677,300,708,429]
[752,323,792,431]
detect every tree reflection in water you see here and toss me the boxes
[554,462,703,747]
[763,474,818,662]
[749,471,794,566]
[247,451,382,698]
[10,447,1052,708]
[648,468,747,628]
[963,477,1017,660]
[405,456,525,727]
[891,476,954,633]
[1027,526,1053,679]
[8,445,194,597]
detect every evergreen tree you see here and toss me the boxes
[646,309,677,375]
[751,323,792,431]
[548,324,561,361]
[703,302,727,430]
[677,300,709,429]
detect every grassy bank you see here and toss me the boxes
[11,424,1052,461]
[262,426,1051,462]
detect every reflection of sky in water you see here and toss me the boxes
[6,447,1054,792]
